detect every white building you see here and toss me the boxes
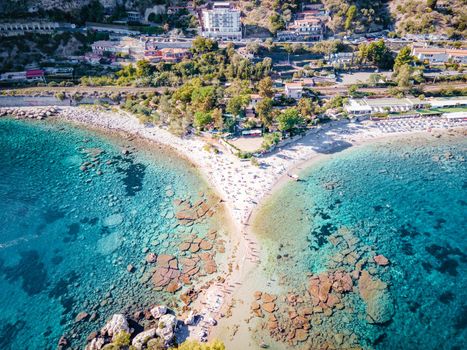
[412,47,467,65]
[277,17,323,41]
[345,98,427,115]
[284,82,304,99]
[91,40,131,56]
[345,97,467,116]
[201,2,242,40]
[127,11,141,23]
[328,52,354,65]
[0,71,27,82]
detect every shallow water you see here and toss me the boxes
[0,118,217,349]
[254,134,467,349]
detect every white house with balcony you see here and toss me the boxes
[284,82,304,99]
[277,15,323,41]
[412,46,467,65]
[201,2,242,40]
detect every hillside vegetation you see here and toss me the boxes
[389,0,466,38]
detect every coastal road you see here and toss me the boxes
[1,82,465,99]
[0,86,171,95]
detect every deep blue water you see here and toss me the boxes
[0,119,212,349]
[255,134,466,349]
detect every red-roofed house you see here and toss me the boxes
[145,48,191,62]
[284,82,304,99]
[26,69,45,81]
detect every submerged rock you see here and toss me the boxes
[145,253,157,263]
[103,213,123,227]
[96,231,123,255]
[75,311,89,323]
[358,271,394,324]
[374,254,390,266]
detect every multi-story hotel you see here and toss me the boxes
[201,2,242,40]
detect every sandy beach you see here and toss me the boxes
[1,105,466,344]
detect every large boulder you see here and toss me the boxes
[156,314,177,343]
[132,328,157,350]
[184,311,195,325]
[85,337,105,350]
[150,305,167,319]
[358,271,394,324]
[101,314,129,339]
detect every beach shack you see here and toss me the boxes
[241,129,262,137]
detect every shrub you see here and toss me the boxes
[147,338,165,350]
[237,151,252,159]
[113,331,130,347]
[54,92,66,101]
[171,339,226,350]
[261,132,281,150]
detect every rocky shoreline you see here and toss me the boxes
[0,106,59,119]
[1,106,466,349]
[246,228,395,348]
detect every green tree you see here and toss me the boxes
[226,95,251,116]
[255,97,274,127]
[357,40,394,69]
[257,77,274,98]
[345,5,357,31]
[261,132,281,150]
[394,46,414,73]
[191,85,216,112]
[136,60,152,78]
[80,0,104,23]
[225,79,251,97]
[297,98,315,119]
[246,42,260,55]
[211,108,224,130]
[277,108,304,132]
[269,12,285,34]
[395,64,413,88]
[194,111,213,129]
[191,36,218,54]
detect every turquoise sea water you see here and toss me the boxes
[0,118,215,349]
[255,134,466,349]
